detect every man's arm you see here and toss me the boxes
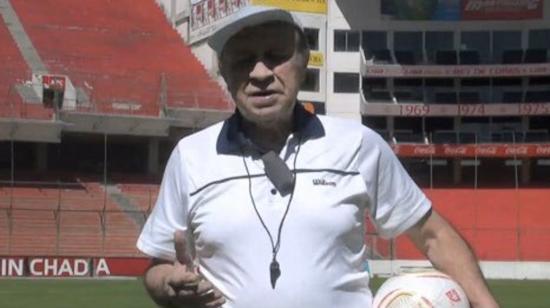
[143,231,225,308]
[406,209,499,308]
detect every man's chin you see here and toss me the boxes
[246,108,291,126]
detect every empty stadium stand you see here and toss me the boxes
[0,181,147,257]
[383,189,550,261]
[0,13,27,101]
[9,209,57,256]
[103,212,142,256]
[0,15,53,120]
[58,211,103,256]
[2,0,231,127]
[117,183,159,212]
[2,179,550,261]
[0,0,236,260]
[0,209,8,255]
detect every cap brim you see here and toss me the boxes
[208,6,302,56]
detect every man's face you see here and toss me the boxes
[220,22,308,126]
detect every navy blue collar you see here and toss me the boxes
[216,103,325,155]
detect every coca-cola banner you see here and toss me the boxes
[462,0,544,20]
[392,144,550,158]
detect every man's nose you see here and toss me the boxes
[249,60,274,82]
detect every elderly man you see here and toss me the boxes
[137,5,498,308]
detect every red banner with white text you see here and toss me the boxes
[462,0,543,20]
[392,144,550,158]
[0,257,149,277]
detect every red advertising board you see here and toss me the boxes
[392,144,550,158]
[462,0,543,20]
[0,257,150,277]
[93,257,150,277]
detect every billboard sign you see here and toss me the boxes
[190,0,250,43]
[252,0,327,14]
[381,0,461,20]
[462,0,543,20]
[0,257,149,277]
[392,144,550,158]
[190,0,326,44]
[381,0,543,20]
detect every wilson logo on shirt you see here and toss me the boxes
[312,178,336,187]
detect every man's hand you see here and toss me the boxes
[144,231,226,308]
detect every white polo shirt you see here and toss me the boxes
[137,107,431,308]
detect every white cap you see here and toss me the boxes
[208,5,304,56]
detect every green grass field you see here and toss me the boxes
[0,278,548,307]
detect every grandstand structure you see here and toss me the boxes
[158,0,550,278]
[0,0,231,259]
[330,0,550,274]
[0,0,549,279]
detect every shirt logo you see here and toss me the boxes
[312,178,336,187]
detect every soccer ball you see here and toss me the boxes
[372,270,469,308]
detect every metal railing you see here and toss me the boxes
[0,71,232,121]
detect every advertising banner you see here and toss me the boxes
[381,0,543,20]
[363,103,550,117]
[93,257,150,277]
[462,0,543,20]
[392,144,550,158]
[251,0,327,14]
[363,63,550,78]
[0,257,149,277]
[190,0,250,43]
[381,0,461,20]
[189,0,326,44]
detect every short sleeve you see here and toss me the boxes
[136,145,190,261]
[357,129,431,239]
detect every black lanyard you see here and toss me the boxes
[241,138,302,289]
